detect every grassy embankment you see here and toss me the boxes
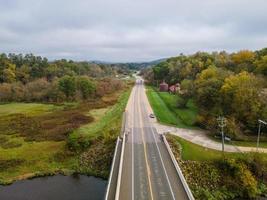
[167,134,267,199]
[70,89,131,178]
[146,86,198,128]
[0,86,132,184]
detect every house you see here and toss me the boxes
[159,81,168,92]
[169,83,181,94]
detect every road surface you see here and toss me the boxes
[118,79,189,200]
[155,120,267,153]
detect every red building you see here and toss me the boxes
[159,81,168,92]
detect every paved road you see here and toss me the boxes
[155,122,267,153]
[118,79,189,200]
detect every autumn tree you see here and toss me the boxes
[254,55,267,76]
[221,72,265,130]
[231,50,255,72]
[194,66,231,112]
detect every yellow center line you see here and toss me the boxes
[137,83,154,200]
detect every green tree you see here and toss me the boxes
[76,76,96,99]
[58,75,76,98]
[153,62,169,82]
[194,66,231,112]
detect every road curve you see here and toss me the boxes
[118,78,190,200]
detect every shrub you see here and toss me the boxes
[218,159,259,198]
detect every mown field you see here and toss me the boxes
[167,134,267,200]
[0,85,132,184]
[146,86,198,128]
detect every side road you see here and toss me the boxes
[152,122,267,153]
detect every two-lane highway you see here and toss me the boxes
[118,78,190,200]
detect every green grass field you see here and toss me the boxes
[146,86,198,128]
[0,103,64,117]
[0,103,79,184]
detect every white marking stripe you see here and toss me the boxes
[132,88,135,200]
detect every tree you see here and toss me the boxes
[254,55,267,76]
[3,66,16,83]
[58,75,76,98]
[153,62,169,82]
[221,72,264,130]
[231,50,256,72]
[76,76,95,99]
[180,79,194,98]
[16,64,30,84]
[194,66,231,112]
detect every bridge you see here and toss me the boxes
[105,78,194,200]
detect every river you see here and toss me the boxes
[0,175,107,200]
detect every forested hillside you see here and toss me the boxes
[143,48,267,140]
[0,53,129,102]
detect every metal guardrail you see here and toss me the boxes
[114,129,126,200]
[105,137,121,200]
[105,111,127,200]
[162,134,195,200]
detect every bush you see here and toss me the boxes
[224,116,243,140]
[218,159,259,198]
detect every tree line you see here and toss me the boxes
[142,48,267,139]
[0,53,125,102]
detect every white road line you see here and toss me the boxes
[150,125,175,200]
[140,83,176,200]
[132,87,135,200]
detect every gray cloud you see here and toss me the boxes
[0,0,267,62]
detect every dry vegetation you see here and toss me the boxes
[167,134,267,199]
[0,80,133,184]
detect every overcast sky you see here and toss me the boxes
[0,0,267,62]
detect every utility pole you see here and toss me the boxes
[257,119,267,151]
[217,116,226,153]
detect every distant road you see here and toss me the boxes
[117,78,190,200]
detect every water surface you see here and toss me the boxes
[0,175,107,200]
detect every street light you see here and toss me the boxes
[257,119,267,151]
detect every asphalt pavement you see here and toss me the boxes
[118,79,189,200]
